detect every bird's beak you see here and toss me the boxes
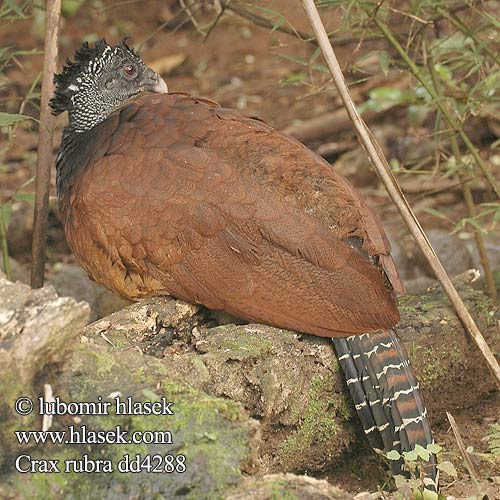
[144,68,169,94]
[152,76,168,94]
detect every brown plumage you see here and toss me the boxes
[59,92,401,337]
[52,39,437,488]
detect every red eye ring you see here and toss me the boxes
[123,64,136,76]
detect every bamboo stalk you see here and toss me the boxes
[301,0,500,390]
[31,0,61,288]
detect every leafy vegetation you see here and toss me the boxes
[0,1,38,279]
[0,2,498,497]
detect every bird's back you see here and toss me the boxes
[57,92,403,338]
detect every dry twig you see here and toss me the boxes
[301,0,500,390]
[41,383,55,432]
[31,0,61,288]
[219,0,373,47]
[446,412,482,493]
[283,108,378,143]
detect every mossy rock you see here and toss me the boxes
[0,342,258,500]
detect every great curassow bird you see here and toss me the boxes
[50,39,437,489]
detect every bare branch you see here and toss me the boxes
[301,0,500,390]
[31,0,61,289]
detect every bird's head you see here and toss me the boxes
[50,38,168,133]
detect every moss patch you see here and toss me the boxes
[0,341,256,500]
[279,376,340,466]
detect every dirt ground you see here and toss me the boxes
[1,1,499,498]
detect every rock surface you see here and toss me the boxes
[0,272,90,467]
[48,263,131,321]
[225,473,368,500]
[0,272,498,499]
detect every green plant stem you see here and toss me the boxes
[302,0,500,391]
[220,0,377,47]
[461,182,498,305]
[439,8,500,67]
[367,10,500,200]
[427,56,498,305]
[0,205,11,280]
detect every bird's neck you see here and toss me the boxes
[56,124,101,199]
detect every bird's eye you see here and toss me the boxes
[123,64,136,77]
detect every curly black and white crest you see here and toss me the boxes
[49,38,140,115]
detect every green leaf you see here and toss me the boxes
[13,193,35,202]
[485,423,500,455]
[421,489,439,500]
[465,217,485,232]
[386,449,401,461]
[61,0,86,17]
[141,388,160,400]
[403,450,418,462]
[423,207,449,221]
[0,112,32,127]
[436,460,457,478]
[0,203,13,228]
[5,0,25,18]
[274,52,329,74]
[272,16,285,31]
[426,443,442,454]
[414,443,430,461]
[364,86,411,112]
[393,474,407,488]
[281,72,307,86]
[379,50,389,76]
[493,207,500,227]
[390,158,401,172]
[483,12,500,30]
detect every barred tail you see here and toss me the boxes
[332,329,438,489]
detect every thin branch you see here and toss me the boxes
[0,206,10,280]
[446,412,482,493]
[179,0,205,37]
[137,1,205,51]
[427,55,497,305]
[301,0,500,390]
[30,0,61,288]
[370,13,500,200]
[203,0,231,43]
[442,8,500,67]
[221,0,374,47]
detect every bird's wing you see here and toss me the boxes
[67,93,400,337]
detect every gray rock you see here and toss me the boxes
[471,232,500,273]
[225,473,363,500]
[404,276,437,294]
[49,263,131,321]
[0,277,497,498]
[3,257,30,284]
[0,294,259,500]
[6,203,32,257]
[412,228,473,278]
[0,271,90,383]
[0,272,90,466]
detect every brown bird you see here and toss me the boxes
[51,39,437,487]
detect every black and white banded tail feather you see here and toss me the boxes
[332,329,438,490]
